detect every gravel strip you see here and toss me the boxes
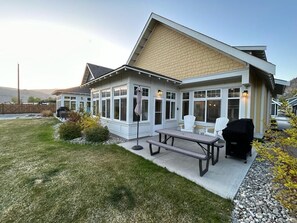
[232,158,296,223]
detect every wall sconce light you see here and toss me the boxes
[242,90,248,97]
[157,89,163,97]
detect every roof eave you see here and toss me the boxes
[81,65,182,87]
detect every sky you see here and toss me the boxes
[0,0,296,89]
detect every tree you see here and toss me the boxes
[27,96,41,104]
[27,96,35,104]
[11,96,18,104]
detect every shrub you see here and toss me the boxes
[253,102,297,214]
[41,110,53,117]
[85,125,109,143]
[67,111,82,123]
[59,122,82,140]
[80,113,100,130]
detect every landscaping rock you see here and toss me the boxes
[232,158,296,223]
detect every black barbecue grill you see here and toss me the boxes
[222,119,254,163]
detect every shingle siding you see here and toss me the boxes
[134,23,245,80]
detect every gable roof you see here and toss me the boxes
[127,13,275,77]
[52,86,90,96]
[81,64,182,87]
[81,63,113,85]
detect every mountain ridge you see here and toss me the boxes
[0,86,56,103]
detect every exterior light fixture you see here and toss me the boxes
[157,89,163,97]
[242,90,248,97]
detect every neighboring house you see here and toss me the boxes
[52,63,113,114]
[82,13,286,139]
[52,86,91,113]
[288,96,297,115]
[271,99,281,117]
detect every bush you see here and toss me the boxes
[85,125,109,143]
[59,122,82,140]
[253,101,297,214]
[41,110,53,117]
[67,111,82,123]
[80,113,100,130]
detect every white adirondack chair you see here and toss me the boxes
[205,117,229,139]
[180,115,196,132]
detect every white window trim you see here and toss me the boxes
[113,85,127,122]
[181,92,190,120]
[101,89,111,119]
[227,88,241,121]
[166,91,177,120]
[133,86,150,122]
[193,89,222,123]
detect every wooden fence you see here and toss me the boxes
[0,104,56,114]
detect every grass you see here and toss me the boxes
[0,118,233,222]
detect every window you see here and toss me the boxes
[92,92,100,116]
[79,102,84,112]
[182,92,189,118]
[193,89,221,123]
[133,86,149,122]
[101,89,110,118]
[194,101,205,121]
[114,86,127,121]
[228,88,240,121]
[86,98,91,113]
[63,96,76,111]
[64,101,70,109]
[207,100,221,122]
[165,92,176,120]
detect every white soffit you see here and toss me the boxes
[181,69,249,85]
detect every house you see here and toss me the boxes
[52,86,91,113]
[82,13,286,139]
[53,63,113,114]
[288,96,297,115]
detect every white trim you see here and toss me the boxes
[275,78,290,86]
[234,46,267,51]
[181,68,249,85]
[260,83,266,133]
[86,63,95,80]
[267,89,271,125]
[127,13,275,76]
[82,65,182,87]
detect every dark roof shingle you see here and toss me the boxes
[52,86,90,96]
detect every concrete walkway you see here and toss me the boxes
[119,135,256,199]
[0,113,42,120]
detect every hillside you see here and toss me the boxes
[285,77,297,97]
[0,86,55,103]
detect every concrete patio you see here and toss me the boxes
[118,135,256,199]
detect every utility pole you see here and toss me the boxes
[17,63,20,104]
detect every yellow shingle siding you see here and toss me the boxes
[134,23,246,79]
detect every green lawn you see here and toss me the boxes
[0,118,232,222]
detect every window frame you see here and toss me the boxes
[133,86,150,122]
[92,91,100,116]
[101,89,111,119]
[113,85,127,122]
[165,91,177,120]
[193,89,221,123]
[181,92,190,119]
[227,88,240,122]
